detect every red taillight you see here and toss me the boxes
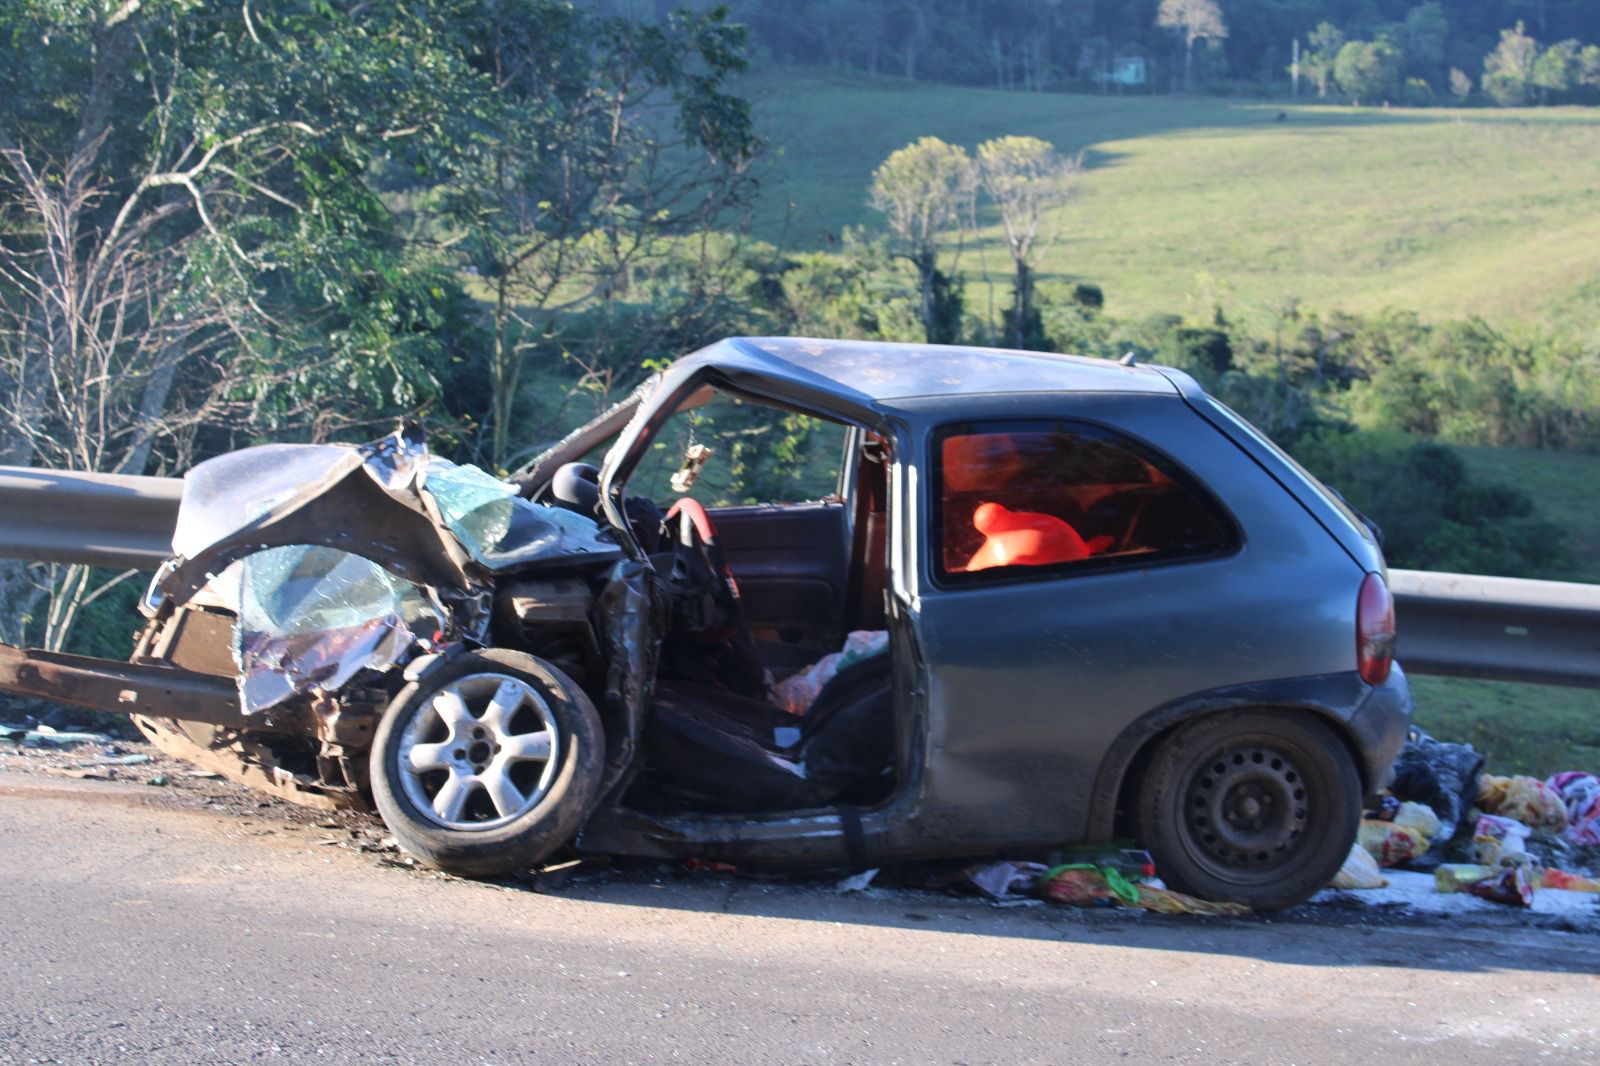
[1357,573,1396,685]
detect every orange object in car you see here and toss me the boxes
[966,502,1109,571]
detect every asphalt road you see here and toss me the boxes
[1,772,1597,1065]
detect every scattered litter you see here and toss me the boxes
[93,753,152,767]
[836,868,879,893]
[1357,819,1428,867]
[1540,867,1600,892]
[529,859,584,891]
[1388,731,1483,854]
[1039,865,1250,917]
[183,770,223,779]
[1467,864,1535,908]
[1331,842,1387,889]
[1471,814,1532,865]
[1,723,113,749]
[964,861,1048,901]
[1391,801,1442,840]
[1479,774,1567,832]
[145,774,169,787]
[1549,772,1600,846]
[772,630,888,715]
[379,856,418,869]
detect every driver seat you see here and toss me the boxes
[643,655,894,812]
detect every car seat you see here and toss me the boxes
[643,655,894,812]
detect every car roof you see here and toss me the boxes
[681,337,1178,408]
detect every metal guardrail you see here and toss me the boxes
[0,466,181,569]
[1390,569,1600,689]
[0,464,1596,687]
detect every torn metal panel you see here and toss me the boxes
[161,437,482,613]
[594,558,667,797]
[231,545,438,715]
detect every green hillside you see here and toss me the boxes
[745,75,1600,331]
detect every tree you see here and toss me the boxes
[0,1,469,649]
[1581,45,1600,91]
[1449,67,1474,102]
[869,137,974,343]
[975,137,1080,349]
[1157,0,1229,94]
[1334,39,1402,105]
[1398,2,1448,84]
[434,2,759,468]
[1532,39,1582,101]
[1482,22,1539,106]
[1302,22,1346,98]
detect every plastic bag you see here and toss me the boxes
[1133,885,1251,917]
[1387,732,1484,848]
[1040,868,1122,907]
[1471,813,1532,865]
[1392,800,1443,842]
[1357,819,1428,867]
[1539,867,1600,893]
[1331,841,1388,889]
[1038,866,1249,916]
[1434,864,1498,893]
[1547,772,1600,847]
[1467,864,1535,907]
[772,631,889,715]
[1478,774,1568,832]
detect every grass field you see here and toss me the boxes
[1411,443,1599,778]
[744,74,1600,332]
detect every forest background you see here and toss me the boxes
[1,0,1596,771]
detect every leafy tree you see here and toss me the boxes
[869,137,974,343]
[1398,2,1449,83]
[1532,39,1583,100]
[1303,21,1346,97]
[1157,0,1229,94]
[433,1,758,468]
[0,0,471,648]
[1581,45,1600,90]
[1482,22,1539,106]
[975,136,1080,349]
[1334,39,1402,105]
[1449,66,1474,102]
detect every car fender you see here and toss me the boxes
[1084,668,1412,841]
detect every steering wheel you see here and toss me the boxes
[663,498,741,637]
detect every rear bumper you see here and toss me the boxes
[1347,664,1413,803]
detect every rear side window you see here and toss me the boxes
[934,421,1235,582]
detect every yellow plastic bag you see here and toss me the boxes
[1478,774,1568,832]
[1392,800,1442,842]
[1357,819,1427,867]
[1331,841,1388,889]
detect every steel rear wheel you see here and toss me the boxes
[371,649,603,877]
[1135,711,1360,911]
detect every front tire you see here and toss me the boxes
[1134,710,1360,911]
[370,649,604,877]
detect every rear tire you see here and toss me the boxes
[370,649,604,877]
[1134,710,1360,911]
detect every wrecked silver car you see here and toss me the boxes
[0,338,1412,909]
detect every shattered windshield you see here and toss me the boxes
[424,459,617,571]
[233,545,438,714]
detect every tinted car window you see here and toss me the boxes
[934,421,1234,580]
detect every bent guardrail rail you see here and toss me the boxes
[0,464,1595,687]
